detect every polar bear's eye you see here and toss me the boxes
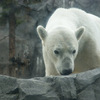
[54,50,59,54]
[72,50,76,54]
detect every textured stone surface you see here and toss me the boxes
[0,68,100,100]
[0,75,18,100]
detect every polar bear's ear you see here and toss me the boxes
[37,25,47,41]
[75,26,85,40]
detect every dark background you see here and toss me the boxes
[0,0,100,78]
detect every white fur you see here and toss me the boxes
[37,8,100,76]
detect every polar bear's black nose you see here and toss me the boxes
[61,69,72,75]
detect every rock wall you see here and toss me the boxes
[0,0,100,78]
[0,68,100,100]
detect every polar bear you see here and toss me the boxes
[37,8,100,76]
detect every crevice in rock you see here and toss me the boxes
[7,88,19,94]
[6,88,19,100]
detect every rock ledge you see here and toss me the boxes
[0,68,100,100]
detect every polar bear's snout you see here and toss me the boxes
[61,69,72,75]
[57,57,74,75]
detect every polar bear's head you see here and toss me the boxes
[37,26,85,75]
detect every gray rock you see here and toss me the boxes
[18,78,59,100]
[0,75,18,94]
[0,68,100,100]
[75,68,100,92]
[0,75,18,100]
[76,68,100,100]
